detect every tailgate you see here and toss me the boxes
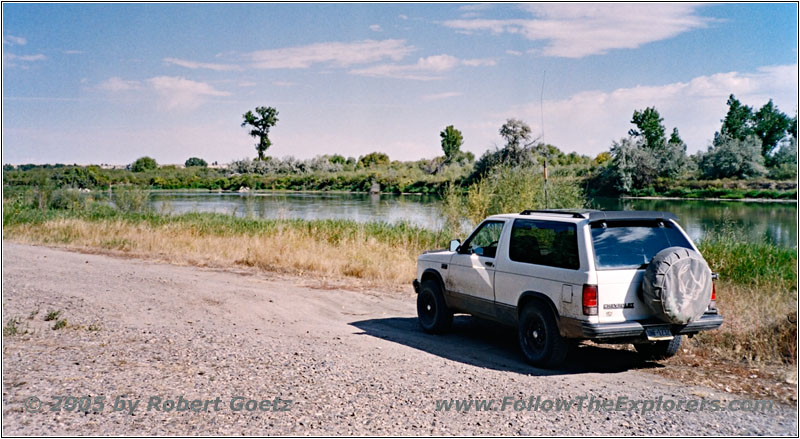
[595,269,652,323]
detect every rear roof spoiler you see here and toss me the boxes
[519,209,678,222]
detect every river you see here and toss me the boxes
[148,191,797,247]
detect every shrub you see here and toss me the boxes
[185,157,208,167]
[699,135,766,179]
[131,156,158,172]
[113,186,150,213]
[442,165,586,227]
[48,189,89,210]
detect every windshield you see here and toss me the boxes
[590,220,693,270]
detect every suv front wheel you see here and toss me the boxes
[518,304,569,368]
[416,279,453,334]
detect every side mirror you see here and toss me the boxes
[449,239,461,252]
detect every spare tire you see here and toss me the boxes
[642,246,712,324]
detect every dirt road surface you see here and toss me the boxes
[2,243,797,435]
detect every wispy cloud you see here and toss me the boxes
[443,4,711,58]
[98,77,142,92]
[149,76,230,110]
[505,49,523,56]
[3,35,26,46]
[272,81,297,87]
[248,39,414,69]
[398,14,409,20]
[163,57,242,71]
[351,54,495,80]
[99,76,230,110]
[3,52,47,69]
[461,58,496,67]
[369,24,382,32]
[63,50,84,55]
[422,91,462,101]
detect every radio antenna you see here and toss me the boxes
[540,71,548,209]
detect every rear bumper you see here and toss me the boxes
[560,312,723,340]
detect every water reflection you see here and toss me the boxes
[148,191,796,248]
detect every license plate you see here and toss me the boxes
[645,325,674,341]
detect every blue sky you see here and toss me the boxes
[2,3,797,165]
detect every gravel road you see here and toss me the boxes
[2,243,797,435]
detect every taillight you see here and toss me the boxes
[582,284,598,316]
[709,272,718,311]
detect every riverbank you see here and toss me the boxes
[4,203,796,375]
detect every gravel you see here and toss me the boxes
[2,243,796,435]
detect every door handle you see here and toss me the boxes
[484,261,494,267]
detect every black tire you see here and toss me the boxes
[634,335,682,360]
[518,304,569,368]
[416,279,453,334]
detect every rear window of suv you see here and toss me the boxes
[590,220,693,270]
[509,219,579,269]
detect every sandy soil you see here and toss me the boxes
[2,243,796,435]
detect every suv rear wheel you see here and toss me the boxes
[417,279,453,334]
[634,335,682,360]
[518,304,568,368]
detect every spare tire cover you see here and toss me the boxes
[642,246,712,324]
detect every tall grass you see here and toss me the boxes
[694,226,797,365]
[441,165,586,227]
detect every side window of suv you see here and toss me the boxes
[509,219,579,269]
[461,221,504,258]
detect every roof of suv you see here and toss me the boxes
[489,209,679,223]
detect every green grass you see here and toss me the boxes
[3,317,26,336]
[44,310,61,322]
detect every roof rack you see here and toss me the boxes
[519,209,590,219]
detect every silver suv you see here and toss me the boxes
[413,210,723,368]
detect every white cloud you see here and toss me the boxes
[461,58,496,67]
[272,81,297,87]
[63,50,84,55]
[505,49,523,56]
[351,54,494,80]
[163,57,242,71]
[443,4,711,58]
[248,39,414,69]
[369,24,383,32]
[3,52,46,68]
[398,14,409,20]
[3,35,26,46]
[488,65,798,156]
[99,75,230,110]
[148,76,230,110]
[422,91,462,101]
[98,77,142,92]
[10,53,46,62]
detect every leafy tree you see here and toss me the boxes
[668,127,683,145]
[718,94,754,141]
[241,106,279,160]
[768,137,798,179]
[440,125,464,162]
[131,156,157,172]
[184,157,208,167]
[327,154,346,165]
[358,152,390,168]
[753,100,792,157]
[699,135,766,179]
[499,119,532,150]
[609,137,659,192]
[628,107,666,149]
